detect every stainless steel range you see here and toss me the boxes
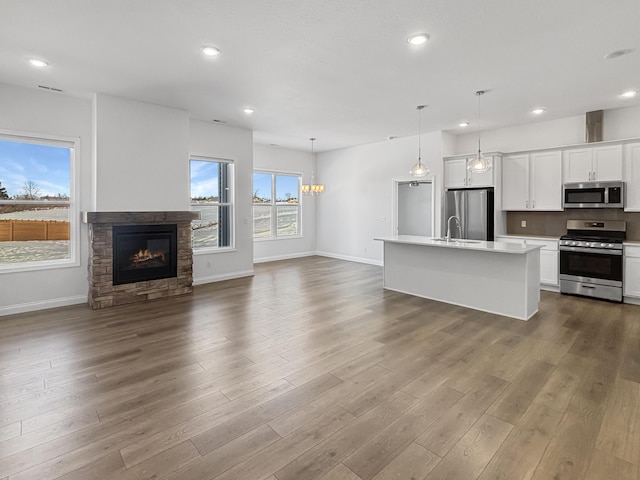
[559,220,626,302]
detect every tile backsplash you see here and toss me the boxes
[506,209,640,240]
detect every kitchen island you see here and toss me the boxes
[374,235,542,320]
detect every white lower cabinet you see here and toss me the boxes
[496,236,558,288]
[539,249,559,286]
[624,245,640,298]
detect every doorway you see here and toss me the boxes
[396,180,434,236]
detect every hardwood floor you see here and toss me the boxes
[1,255,640,479]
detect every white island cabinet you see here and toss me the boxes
[374,236,542,321]
[496,236,559,289]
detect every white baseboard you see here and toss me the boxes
[315,251,383,267]
[193,269,254,286]
[540,285,560,293]
[624,296,640,306]
[253,251,315,264]
[0,295,87,317]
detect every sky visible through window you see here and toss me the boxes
[253,173,298,203]
[190,160,220,200]
[0,139,70,198]
[276,175,298,202]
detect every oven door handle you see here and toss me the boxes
[559,246,623,255]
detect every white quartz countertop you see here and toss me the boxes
[374,235,543,254]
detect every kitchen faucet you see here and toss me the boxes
[446,215,461,241]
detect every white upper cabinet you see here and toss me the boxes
[444,158,468,188]
[624,143,640,211]
[563,145,622,182]
[501,155,529,210]
[444,157,494,189]
[531,151,563,210]
[502,151,562,211]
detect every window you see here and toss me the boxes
[0,132,76,270]
[190,157,233,250]
[253,172,300,238]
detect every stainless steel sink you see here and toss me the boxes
[431,238,481,244]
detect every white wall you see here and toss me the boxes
[454,105,640,154]
[0,88,255,315]
[190,119,254,284]
[0,83,92,315]
[316,132,445,265]
[93,94,190,211]
[253,144,316,262]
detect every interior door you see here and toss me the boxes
[397,181,433,236]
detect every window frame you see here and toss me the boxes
[252,169,303,241]
[189,155,235,253]
[0,129,79,274]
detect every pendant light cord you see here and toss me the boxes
[417,105,424,164]
[310,137,315,183]
[476,91,484,154]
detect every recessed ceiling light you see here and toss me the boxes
[621,90,637,98]
[29,59,49,68]
[458,122,470,127]
[532,108,546,115]
[407,33,430,46]
[243,108,255,114]
[201,46,221,56]
[604,49,633,60]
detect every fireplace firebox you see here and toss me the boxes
[113,224,178,285]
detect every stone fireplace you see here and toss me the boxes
[83,211,200,309]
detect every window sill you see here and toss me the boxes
[193,247,238,256]
[0,257,80,275]
[254,235,304,242]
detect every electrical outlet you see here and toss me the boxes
[521,220,527,228]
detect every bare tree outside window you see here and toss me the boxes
[19,180,41,200]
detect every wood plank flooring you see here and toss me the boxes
[1,255,640,479]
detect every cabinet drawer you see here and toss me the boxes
[624,244,640,258]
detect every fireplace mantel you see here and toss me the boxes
[83,210,200,309]
[83,211,200,224]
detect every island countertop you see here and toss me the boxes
[374,235,543,254]
[375,235,541,320]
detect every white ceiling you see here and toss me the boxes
[1,0,639,152]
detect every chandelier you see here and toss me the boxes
[302,137,324,195]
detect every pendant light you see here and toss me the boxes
[467,90,491,173]
[409,105,430,177]
[302,138,324,195]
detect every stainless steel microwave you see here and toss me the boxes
[563,181,624,208]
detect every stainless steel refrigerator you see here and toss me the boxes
[444,188,494,241]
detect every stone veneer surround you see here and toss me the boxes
[83,211,200,309]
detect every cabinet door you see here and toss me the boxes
[467,156,494,187]
[444,159,468,188]
[624,143,640,211]
[540,250,558,286]
[593,145,622,181]
[563,149,592,182]
[501,155,529,210]
[624,255,640,297]
[530,151,562,210]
